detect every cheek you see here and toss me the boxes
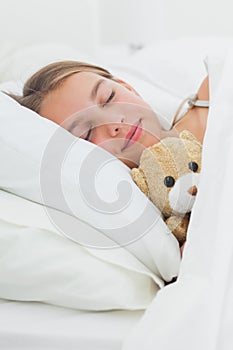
[90,126,112,147]
[118,157,138,169]
[116,86,147,105]
[91,133,106,146]
[126,95,147,107]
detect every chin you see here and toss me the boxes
[143,134,160,148]
[119,156,139,169]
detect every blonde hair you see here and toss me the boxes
[7,60,115,113]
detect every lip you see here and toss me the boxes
[122,119,142,151]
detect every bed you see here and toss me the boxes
[1,4,233,348]
[0,299,144,350]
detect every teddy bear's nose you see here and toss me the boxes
[188,185,198,196]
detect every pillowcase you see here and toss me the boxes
[0,189,161,311]
[0,90,181,284]
[0,42,93,84]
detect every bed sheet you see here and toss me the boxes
[0,299,143,350]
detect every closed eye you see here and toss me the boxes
[84,126,92,141]
[102,91,115,107]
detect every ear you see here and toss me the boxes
[114,78,141,96]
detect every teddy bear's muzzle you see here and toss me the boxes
[188,185,198,196]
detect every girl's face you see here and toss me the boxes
[40,72,162,168]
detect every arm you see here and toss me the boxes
[197,76,209,101]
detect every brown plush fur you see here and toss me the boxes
[132,130,202,245]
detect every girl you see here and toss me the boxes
[8,60,209,169]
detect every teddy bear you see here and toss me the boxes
[131,130,202,246]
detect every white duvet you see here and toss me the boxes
[123,50,233,350]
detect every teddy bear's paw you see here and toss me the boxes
[165,216,189,246]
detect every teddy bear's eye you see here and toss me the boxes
[189,161,198,172]
[164,176,175,188]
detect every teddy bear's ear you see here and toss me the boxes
[179,130,202,154]
[179,130,202,163]
[131,168,149,197]
[180,130,202,147]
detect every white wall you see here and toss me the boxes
[0,0,99,55]
[1,0,233,56]
[99,0,233,48]
[161,0,233,40]
[98,0,165,47]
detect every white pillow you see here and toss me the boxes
[0,42,93,84]
[0,190,161,311]
[0,91,181,282]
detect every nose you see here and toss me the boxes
[188,185,198,196]
[92,118,125,146]
[104,117,125,137]
[106,123,122,137]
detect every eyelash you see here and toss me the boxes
[85,90,115,140]
[103,90,115,107]
[85,126,92,141]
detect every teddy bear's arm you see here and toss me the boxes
[131,168,149,196]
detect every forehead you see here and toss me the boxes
[40,71,104,125]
